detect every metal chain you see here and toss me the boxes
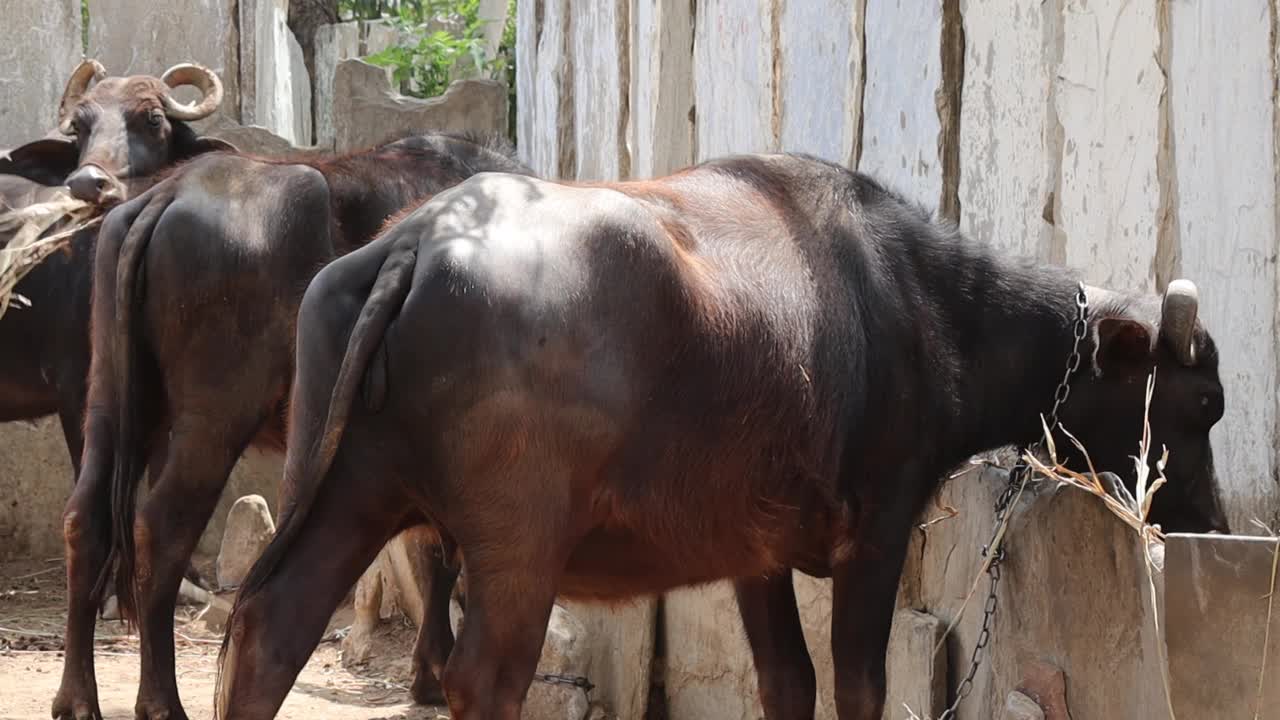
[534,671,595,696]
[936,282,1088,720]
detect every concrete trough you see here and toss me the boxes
[1164,532,1280,719]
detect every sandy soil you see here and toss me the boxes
[0,557,444,720]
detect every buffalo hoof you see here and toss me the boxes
[133,698,189,720]
[411,670,447,706]
[51,688,102,720]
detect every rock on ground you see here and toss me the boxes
[216,494,276,589]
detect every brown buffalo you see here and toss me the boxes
[215,153,1229,719]
[56,131,529,720]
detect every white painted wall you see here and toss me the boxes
[517,1,1280,718]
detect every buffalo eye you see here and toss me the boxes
[147,109,164,127]
[1200,392,1224,426]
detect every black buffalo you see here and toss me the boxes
[216,152,1229,720]
[61,131,529,720]
[0,59,233,484]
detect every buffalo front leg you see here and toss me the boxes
[408,533,460,706]
[734,571,816,719]
[830,505,915,719]
[52,416,115,720]
[131,428,251,720]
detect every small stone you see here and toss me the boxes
[885,609,947,720]
[1016,661,1071,720]
[1005,691,1046,720]
[216,494,276,589]
[100,595,119,621]
[198,592,235,634]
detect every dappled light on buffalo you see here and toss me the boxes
[2,2,1277,720]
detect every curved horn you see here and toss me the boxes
[1160,278,1199,366]
[160,63,223,121]
[58,59,107,134]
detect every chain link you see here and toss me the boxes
[534,672,595,696]
[936,282,1088,720]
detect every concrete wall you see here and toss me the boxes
[0,1,82,148]
[513,1,1280,718]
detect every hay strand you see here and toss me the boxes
[1251,518,1279,720]
[1028,370,1177,719]
[0,191,102,320]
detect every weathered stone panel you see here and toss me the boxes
[570,0,628,181]
[1054,0,1163,291]
[240,0,311,145]
[777,0,863,166]
[0,0,82,148]
[958,0,1060,260]
[87,0,240,124]
[628,0,695,179]
[1168,0,1280,533]
[330,61,507,152]
[898,467,1170,720]
[692,0,774,161]
[858,0,944,207]
[314,22,361,150]
[515,0,574,178]
[0,417,282,562]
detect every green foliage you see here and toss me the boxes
[339,0,518,142]
[80,0,89,54]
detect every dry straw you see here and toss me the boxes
[0,191,102,319]
[1025,371,1176,719]
[917,372,1177,720]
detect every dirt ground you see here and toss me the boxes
[0,557,443,720]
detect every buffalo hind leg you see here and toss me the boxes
[52,415,116,720]
[131,425,254,720]
[408,535,460,706]
[217,447,407,720]
[439,492,571,720]
[735,571,816,719]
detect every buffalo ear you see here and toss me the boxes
[171,123,239,161]
[1096,317,1154,376]
[0,138,80,186]
[178,136,239,159]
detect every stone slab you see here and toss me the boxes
[1165,533,1280,719]
[515,0,573,177]
[240,0,310,145]
[957,0,1060,261]
[1168,0,1280,534]
[0,417,281,562]
[628,0,695,179]
[777,0,863,166]
[331,60,507,153]
[898,465,1168,720]
[859,0,944,206]
[0,0,82,148]
[1054,0,1163,291]
[692,0,774,161]
[314,21,361,150]
[570,0,628,181]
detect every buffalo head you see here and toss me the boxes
[1056,279,1230,535]
[0,59,236,205]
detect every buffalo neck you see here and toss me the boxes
[927,249,1090,463]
